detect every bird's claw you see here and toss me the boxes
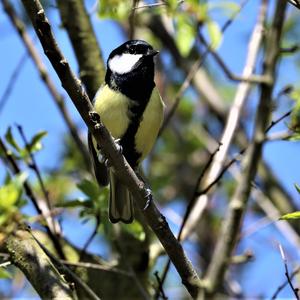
[89,111,101,123]
[143,188,152,210]
[114,138,123,154]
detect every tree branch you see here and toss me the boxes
[287,0,300,9]
[203,0,287,295]
[56,0,105,99]
[198,32,271,84]
[29,230,101,300]
[5,229,74,299]
[17,124,61,238]
[20,0,201,297]
[0,49,28,115]
[180,0,267,240]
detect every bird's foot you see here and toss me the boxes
[89,111,101,124]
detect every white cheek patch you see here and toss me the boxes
[109,53,142,74]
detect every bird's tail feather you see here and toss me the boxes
[109,170,134,223]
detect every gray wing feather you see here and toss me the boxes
[109,169,134,224]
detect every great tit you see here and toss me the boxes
[88,40,164,224]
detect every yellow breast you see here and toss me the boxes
[94,85,131,139]
[93,84,164,164]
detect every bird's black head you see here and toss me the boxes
[107,40,159,75]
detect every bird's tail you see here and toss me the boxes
[109,170,134,223]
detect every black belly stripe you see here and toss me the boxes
[120,101,148,168]
[105,59,155,168]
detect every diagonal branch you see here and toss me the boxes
[198,33,271,84]
[17,124,61,237]
[5,229,74,300]
[0,49,28,115]
[29,230,101,300]
[20,0,201,297]
[287,0,300,9]
[56,0,105,99]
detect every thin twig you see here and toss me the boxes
[0,50,29,115]
[0,261,12,268]
[155,143,222,298]
[61,260,133,277]
[79,216,100,261]
[178,143,223,241]
[278,243,299,299]
[17,124,59,237]
[266,110,292,131]
[272,266,300,299]
[280,44,300,54]
[193,108,292,197]
[198,33,271,84]
[154,271,168,300]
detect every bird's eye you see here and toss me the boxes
[128,46,135,54]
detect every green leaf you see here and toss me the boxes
[77,179,100,200]
[0,183,19,209]
[0,267,12,279]
[279,211,300,220]
[0,173,27,210]
[166,0,181,12]
[121,220,145,241]
[290,88,300,132]
[295,183,300,194]
[28,131,47,153]
[206,20,223,50]
[5,127,20,152]
[288,133,300,141]
[98,0,131,20]
[175,15,195,57]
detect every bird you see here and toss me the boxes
[88,40,164,224]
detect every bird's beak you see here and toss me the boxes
[147,49,159,57]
